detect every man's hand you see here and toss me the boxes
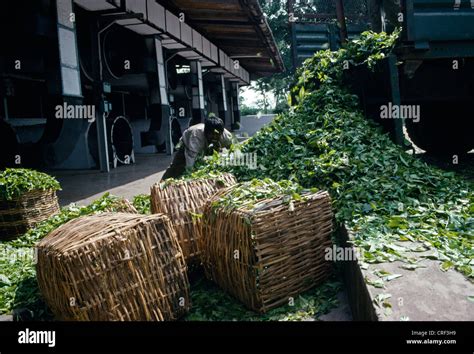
[205,142,221,155]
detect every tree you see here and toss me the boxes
[255,80,272,113]
[256,0,317,112]
[257,0,292,110]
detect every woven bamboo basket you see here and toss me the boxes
[0,189,60,240]
[200,189,334,313]
[36,212,190,321]
[150,173,237,265]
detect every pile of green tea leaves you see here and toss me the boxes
[0,193,145,319]
[186,276,342,321]
[159,171,233,189]
[191,30,474,280]
[292,29,401,93]
[132,194,151,214]
[0,168,61,200]
[209,178,312,213]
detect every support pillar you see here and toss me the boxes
[94,85,110,172]
[217,75,231,129]
[388,54,405,146]
[41,0,93,169]
[93,18,110,172]
[152,38,172,154]
[190,61,205,125]
[230,82,240,130]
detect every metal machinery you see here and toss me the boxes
[289,0,370,66]
[0,0,281,171]
[290,0,474,154]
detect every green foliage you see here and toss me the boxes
[191,31,474,280]
[240,104,260,116]
[273,99,290,114]
[163,172,233,188]
[209,178,310,212]
[0,168,61,201]
[185,276,342,321]
[132,194,151,215]
[292,30,400,94]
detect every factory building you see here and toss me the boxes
[0,0,283,171]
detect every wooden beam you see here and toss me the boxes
[191,19,252,26]
[199,24,255,33]
[221,47,268,56]
[178,9,247,21]
[171,0,240,11]
[203,33,261,41]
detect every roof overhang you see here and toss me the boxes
[159,0,285,78]
[74,0,283,83]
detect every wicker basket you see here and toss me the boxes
[150,173,237,264]
[200,189,334,313]
[0,189,60,240]
[36,212,190,321]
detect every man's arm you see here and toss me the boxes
[220,128,234,149]
[183,129,206,168]
[184,148,199,168]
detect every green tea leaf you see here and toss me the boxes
[401,264,427,271]
[365,277,384,288]
[440,261,454,272]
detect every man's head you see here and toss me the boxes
[204,114,225,144]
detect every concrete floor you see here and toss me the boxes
[364,254,474,321]
[342,227,474,321]
[50,153,171,206]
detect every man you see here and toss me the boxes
[161,114,233,180]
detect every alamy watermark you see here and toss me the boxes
[55,102,96,123]
[380,102,420,123]
[218,149,258,170]
[0,247,36,264]
[324,245,361,262]
[18,328,55,348]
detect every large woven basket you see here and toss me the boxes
[0,189,60,240]
[150,173,237,265]
[200,189,334,313]
[36,212,190,321]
